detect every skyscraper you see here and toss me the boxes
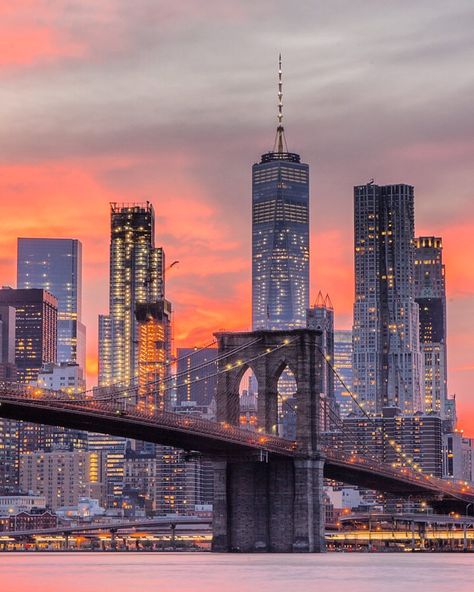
[333,330,353,418]
[414,236,448,416]
[0,306,19,494]
[96,203,170,507]
[0,288,58,454]
[252,56,310,330]
[98,202,166,387]
[352,183,423,415]
[135,300,172,410]
[17,238,86,371]
[0,305,17,381]
[0,288,57,384]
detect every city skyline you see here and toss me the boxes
[0,2,473,434]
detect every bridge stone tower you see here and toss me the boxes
[212,329,326,553]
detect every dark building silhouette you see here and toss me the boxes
[0,288,57,384]
[414,237,448,416]
[176,348,218,407]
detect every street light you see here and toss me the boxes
[466,502,473,518]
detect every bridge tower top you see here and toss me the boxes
[214,329,324,455]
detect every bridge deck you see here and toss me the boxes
[1,390,473,507]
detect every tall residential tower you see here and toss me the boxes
[98,202,165,387]
[352,183,423,415]
[252,56,310,330]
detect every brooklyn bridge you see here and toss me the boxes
[0,329,473,553]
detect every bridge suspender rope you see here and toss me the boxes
[7,337,299,410]
[316,342,445,486]
[20,338,260,404]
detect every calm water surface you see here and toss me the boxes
[1,552,474,592]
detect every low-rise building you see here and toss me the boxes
[0,510,57,532]
[0,494,46,515]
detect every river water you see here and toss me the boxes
[1,553,473,592]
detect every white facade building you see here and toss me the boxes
[34,362,86,394]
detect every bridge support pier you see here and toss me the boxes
[212,455,325,553]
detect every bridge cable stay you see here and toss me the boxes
[10,338,299,413]
[273,361,471,502]
[277,384,375,461]
[135,337,299,414]
[24,338,218,404]
[165,338,260,385]
[91,338,219,398]
[21,338,260,404]
[0,339,303,458]
[315,342,460,494]
[91,337,264,404]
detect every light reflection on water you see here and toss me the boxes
[1,552,474,592]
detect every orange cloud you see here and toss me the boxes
[0,27,85,68]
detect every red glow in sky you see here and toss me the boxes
[0,2,473,432]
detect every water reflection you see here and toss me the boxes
[1,553,474,592]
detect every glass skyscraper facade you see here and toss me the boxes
[252,146,309,329]
[333,329,354,418]
[17,238,85,371]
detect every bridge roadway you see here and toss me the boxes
[339,512,474,527]
[0,516,212,539]
[1,390,474,509]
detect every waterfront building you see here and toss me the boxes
[0,494,46,514]
[0,510,57,532]
[352,183,423,414]
[17,238,85,370]
[252,56,310,330]
[414,237,448,416]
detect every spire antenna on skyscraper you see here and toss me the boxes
[274,53,288,153]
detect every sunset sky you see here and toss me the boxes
[1,2,473,430]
